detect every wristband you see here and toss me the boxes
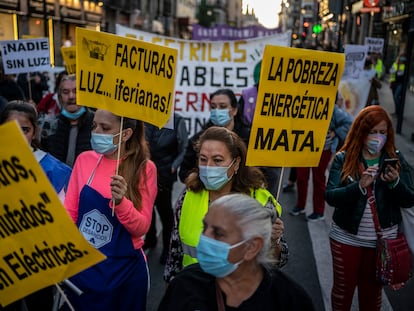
[359,183,367,195]
[389,176,400,189]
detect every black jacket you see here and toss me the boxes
[45,110,94,167]
[158,264,315,311]
[325,151,414,234]
[0,79,25,102]
[145,113,188,186]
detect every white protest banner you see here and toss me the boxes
[0,121,105,307]
[341,44,368,80]
[0,38,51,74]
[338,72,373,117]
[364,37,384,54]
[339,44,371,117]
[116,24,291,136]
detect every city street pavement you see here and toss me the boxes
[382,79,414,168]
[145,82,414,311]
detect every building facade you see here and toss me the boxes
[0,0,103,66]
[0,0,200,65]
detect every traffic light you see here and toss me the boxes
[302,22,309,39]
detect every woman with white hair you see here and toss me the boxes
[158,193,315,310]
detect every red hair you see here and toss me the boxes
[339,105,397,182]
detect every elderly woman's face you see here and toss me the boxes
[203,206,246,263]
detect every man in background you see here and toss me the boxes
[44,74,93,167]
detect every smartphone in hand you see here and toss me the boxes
[379,158,399,175]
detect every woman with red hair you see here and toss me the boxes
[325,105,414,310]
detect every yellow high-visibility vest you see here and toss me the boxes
[179,188,282,267]
[390,62,406,83]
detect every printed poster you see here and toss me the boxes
[0,121,105,307]
[116,24,291,136]
[246,46,345,167]
[76,28,178,129]
[0,38,51,74]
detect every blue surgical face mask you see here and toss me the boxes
[91,132,120,155]
[61,107,86,120]
[210,108,231,126]
[199,159,235,191]
[197,234,246,278]
[366,133,387,155]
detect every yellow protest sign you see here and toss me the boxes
[61,46,76,74]
[76,28,178,128]
[0,121,105,307]
[246,46,345,167]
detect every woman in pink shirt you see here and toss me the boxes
[64,109,157,311]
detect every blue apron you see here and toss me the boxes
[67,157,149,311]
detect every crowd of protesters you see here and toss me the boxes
[0,42,412,311]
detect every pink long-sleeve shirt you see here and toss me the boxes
[64,151,157,249]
